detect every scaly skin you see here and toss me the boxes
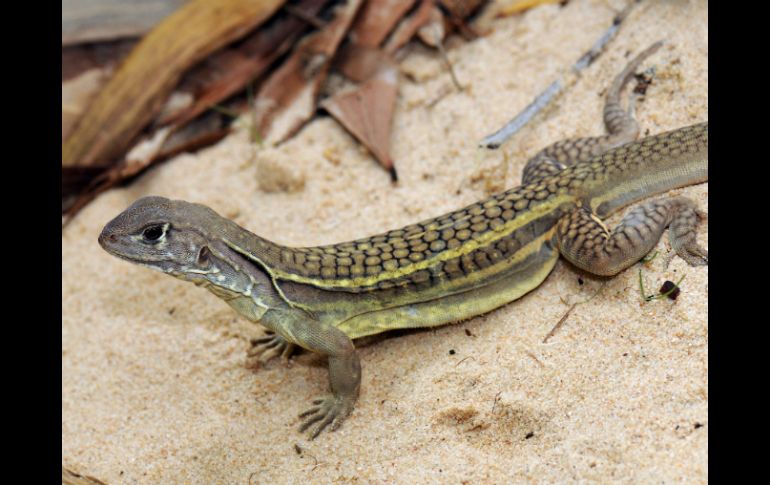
[98,43,708,439]
[521,40,662,183]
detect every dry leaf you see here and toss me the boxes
[336,43,394,82]
[438,0,486,19]
[417,5,448,47]
[63,0,285,168]
[162,0,329,128]
[62,0,188,45]
[62,39,136,82]
[383,0,434,55]
[321,60,399,180]
[349,0,417,47]
[63,100,237,220]
[253,0,363,144]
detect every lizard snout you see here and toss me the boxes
[98,225,118,249]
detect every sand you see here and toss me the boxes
[62,1,708,483]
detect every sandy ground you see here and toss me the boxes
[62,1,708,483]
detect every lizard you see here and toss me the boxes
[98,41,707,439]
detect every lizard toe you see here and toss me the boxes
[298,394,354,439]
[246,333,295,367]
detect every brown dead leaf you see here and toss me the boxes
[62,40,137,82]
[62,0,285,168]
[383,0,434,55]
[438,0,486,20]
[336,43,394,82]
[127,110,233,169]
[62,102,238,220]
[253,0,363,144]
[321,59,399,180]
[349,0,417,47]
[417,4,448,47]
[161,0,329,129]
[64,0,329,214]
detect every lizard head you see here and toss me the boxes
[98,196,218,282]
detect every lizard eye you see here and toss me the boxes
[142,224,166,242]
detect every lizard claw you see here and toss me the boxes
[298,394,355,439]
[246,332,295,368]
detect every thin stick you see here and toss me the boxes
[436,39,463,91]
[543,282,606,343]
[542,303,576,344]
[479,0,639,149]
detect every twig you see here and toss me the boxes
[542,302,576,343]
[436,39,463,91]
[455,356,476,367]
[480,80,561,149]
[525,350,544,367]
[479,0,639,149]
[543,282,606,343]
[426,84,454,108]
[62,467,108,485]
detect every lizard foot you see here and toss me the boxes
[669,202,708,267]
[246,332,295,368]
[672,241,708,267]
[298,394,355,439]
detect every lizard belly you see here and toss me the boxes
[336,238,558,339]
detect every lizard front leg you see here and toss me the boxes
[556,197,707,276]
[247,332,296,367]
[264,309,361,439]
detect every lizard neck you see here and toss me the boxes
[185,238,290,323]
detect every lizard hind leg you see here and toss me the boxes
[556,197,707,277]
